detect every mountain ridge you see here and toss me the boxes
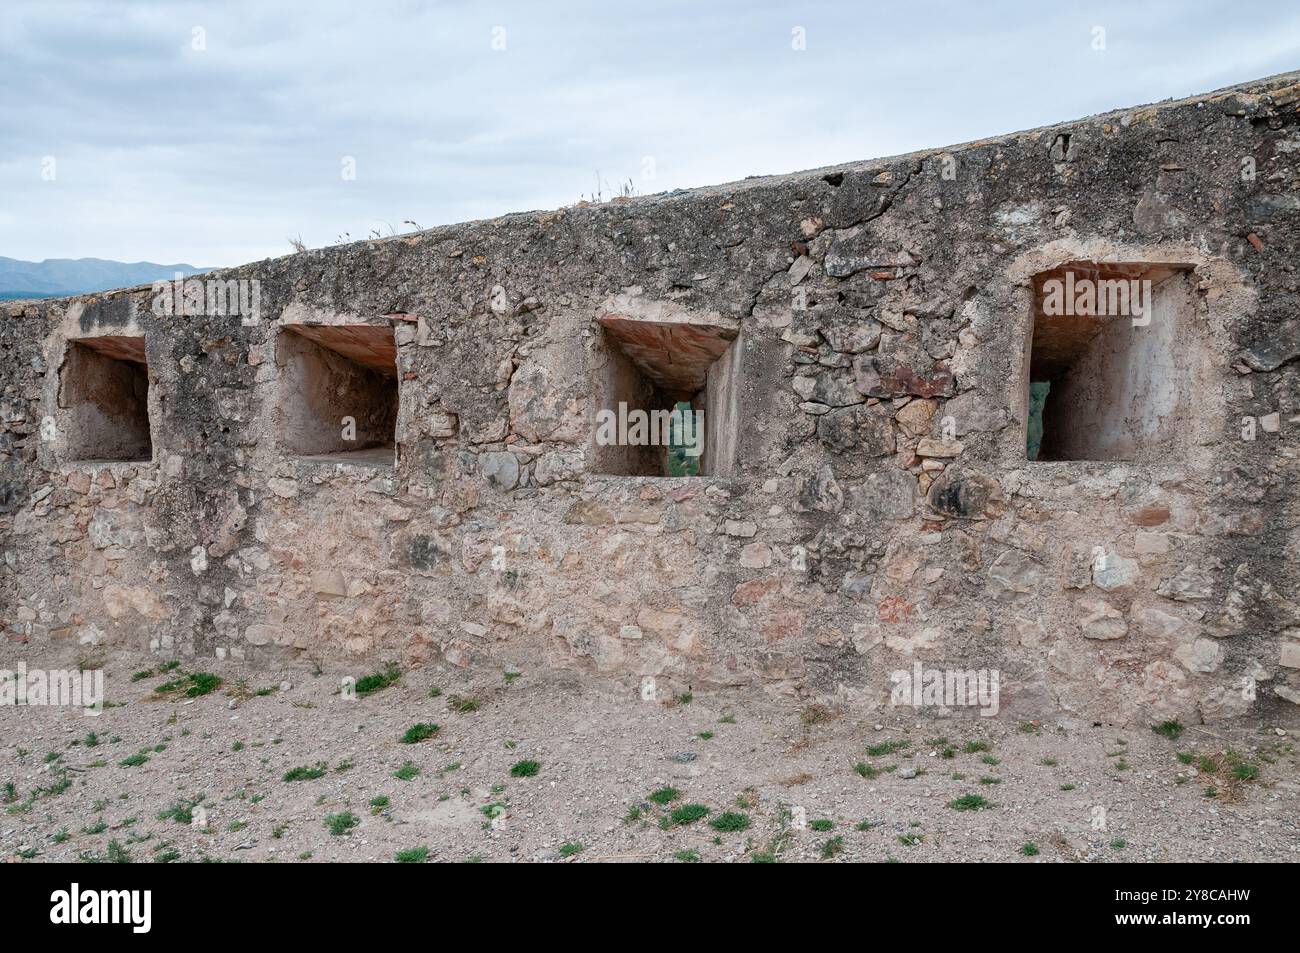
[0,256,211,299]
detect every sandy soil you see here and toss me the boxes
[2,652,1297,863]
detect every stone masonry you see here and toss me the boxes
[3,72,1299,727]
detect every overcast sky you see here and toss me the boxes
[2,0,1298,267]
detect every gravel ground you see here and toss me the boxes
[2,652,1297,864]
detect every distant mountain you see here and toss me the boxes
[0,257,211,300]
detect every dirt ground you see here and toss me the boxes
[2,652,1297,864]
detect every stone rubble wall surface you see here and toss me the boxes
[3,71,1299,726]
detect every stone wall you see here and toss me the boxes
[3,71,1299,726]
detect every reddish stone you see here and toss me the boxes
[854,355,956,398]
[762,610,804,643]
[1129,505,1170,526]
[732,576,780,606]
[876,596,915,623]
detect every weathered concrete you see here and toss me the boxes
[3,71,1299,727]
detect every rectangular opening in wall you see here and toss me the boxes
[277,324,397,465]
[592,313,739,476]
[61,336,152,462]
[1027,261,1199,462]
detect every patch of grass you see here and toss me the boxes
[156,672,221,698]
[1060,783,1075,791]
[1040,757,1058,767]
[865,739,909,757]
[675,849,700,863]
[666,803,709,826]
[81,817,108,835]
[119,751,149,768]
[1201,750,1262,785]
[79,839,132,864]
[354,662,401,697]
[399,723,440,744]
[1152,720,1184,741]
[370,796,390,814]
[448,695,481,713]
[675,691,694,705]
[979,776,1001,785]
[282,762,328,782]
[1020,842,1040,856]
[156,800,199,824]
[395,846,429,863]
[719,714,736,724]
[428,686,442,698]
[623,804,643,824]
[231,741,244,752]
[42,776,73,798]
[509,759,540,778]
[1110,838,1127,851]
[697,731,714,741]
[897,832,924,847]
[853,761,880,779]
[820,836,845,859]
[648,786,680,805]
[962,740,991,754]
[709,812,751,833]
[558,842,583,858]
[809,818,834,832]
[131,669,155,682]
[325,811,358,836]
[1175,750,1196,764]
[940,746,956,759]
[1231,761,1259,782]
[947,793,991,811]
[394,762,420,781]
[980,755,1000,766]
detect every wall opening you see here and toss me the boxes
[276,324,398,464]
[60,336,153,462]
[1027,261,1203,462]
[592,313,739,476]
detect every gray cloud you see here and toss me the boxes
[2,0,1297,265]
